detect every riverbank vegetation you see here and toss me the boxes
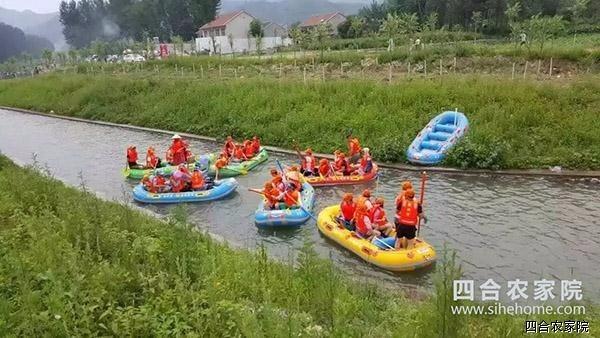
[1,73,599,170]
[0,156,596,336]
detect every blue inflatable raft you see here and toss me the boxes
[132,178,238,204]
[254,182,315,228]
[407,110,469,165]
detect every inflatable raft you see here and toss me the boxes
[132,178,238,204]
[255,182,315,228]
[305,164,379,187]
[124,155,198,179]
[197,148,268,178]
[407,110,469,165]
[317,205,436,272]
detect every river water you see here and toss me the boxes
[1,108,598,301]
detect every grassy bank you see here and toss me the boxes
[0,156,596,336]
[1,74,600,170]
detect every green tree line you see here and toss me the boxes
[59,0,221,49]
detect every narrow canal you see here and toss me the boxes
[1,108,598,300]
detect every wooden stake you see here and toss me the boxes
[219,64,222,78]
[439,59,443,76]
[408,62,411,77]
[424,60,427,77]
[192,64,195,73]
[549,58,553,77]
[523,61,528,79]
[200,65,204,78]
[279,63,282,78]
[388,63,392,82]
[511,62,515,80]
[340,63,343,76]
[303,66,307,84]
[322,65,325,81]
[536,60,541,76]
[453,57,457,73]
[234,68,237,78]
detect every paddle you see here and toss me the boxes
[275,159,317,222]
[417,171,428,238]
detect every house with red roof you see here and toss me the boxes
[299,12,347,35]
[197,10,255,39]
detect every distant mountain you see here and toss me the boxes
[0,6,66,51]
[220,0,364,25]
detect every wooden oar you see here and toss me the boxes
[416,171,427,238]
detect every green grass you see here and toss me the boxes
[0,156,596,336]
[1,73,600,170]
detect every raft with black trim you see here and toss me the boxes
[305,164,379,187]
[254,182,315,228]
[317,205,436,272]
[132,178,238,204]
[197,148,268,178]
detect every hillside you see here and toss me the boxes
[220,0,363,24]
[0,6,65,50]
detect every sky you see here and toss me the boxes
[0,0,62,13]
[0,0,371,14]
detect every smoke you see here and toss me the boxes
[101,17,120,38]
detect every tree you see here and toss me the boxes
[313,23,332,59]
[358,0,387,33]
[249,19,264,56]
[350,16,365,38]
[523,14,566,52]
[380,13,402,40]
[68,49,79,64]
[398,12,419,35]
[42,49,54,67]
[172,35,185,55]
[423,12,438,31]
[569,0,590,24]
[288,25,304,58]
[471,11,488,33]
[227,33,235,57]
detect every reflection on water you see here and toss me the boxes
[1,109,598,300]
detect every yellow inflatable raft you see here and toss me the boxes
[317,205,436,272]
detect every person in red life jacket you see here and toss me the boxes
[263,182,282,210]
[170,164,192,192]
[369,197,393,236]
[271,175,286,192]
[318,158,332,177]
[300,148,316,176]
[394,181,413,210]
[152,174,168,193]
[354,202,380,240]
[394,189,426,249]
[232,144,247,162]
[145,147,162,169]
[347,135,362,164]
[141,174,154,192]
[338,193,356,231]
[190,169,206,191]
[356,189,373,212]
[126,145,140,168]
[223,136,236,157]
[334,152,353,176]
[282,185,300,209]
[244,140,255,158]
[251,135,261,154]
[357,147,373,174]
[168,134,188,165]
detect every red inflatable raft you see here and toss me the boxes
[305,164,379,187]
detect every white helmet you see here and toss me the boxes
[363,147,370,153]
[172,134,182,139]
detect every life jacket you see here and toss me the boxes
[152,175,166,188]
[355,210,370,235]
[252,139,261,153]
[171,178,185,193]
[302,155,316,171]
[169,140,187,165]
[340,201,356,221]
[141,177,153,192]
[370,205,387,225]
[127,147,138,163]
[395,192,407,210]
[264,187,281,205]
[360,155,372,173]
[244,144,255,157]
[283,190,300,208]
[224,141,235,156]
[215,157,229,169]
[319,163,331,176]
[356,196,372,212]
[191,171,205,190]
[146,152,159,168]
[348,138,361,156]
[335,158,350,173]
[396,199,420,226]
[234,147,245,160]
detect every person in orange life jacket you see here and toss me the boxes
[243,140,255,158]
[215,153,229,170]
[369,197,393,236]
[282,185,300,209]
[263,182,282,210]
[334,152,353,176]
[232,144,247,162]
[251,135,261,154]
[347,135,362,164]
[356,189,374,212]
[271,175,286,192]
[285,166,302,191]
[168,134,188,165]
[151,174,168,193]
[337,193,356,231]
[300,148,317,176]
[357,148,373,174]
[170,164,192,192]
[223,136,236,157]
[394,181,413,210]
[394,189,426,249]
[141,174,155,192]
[318,158,333,177]
[354,202,380,240]
[126,145,140,168]
[145,147,162,169]
[190,169,206,191]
